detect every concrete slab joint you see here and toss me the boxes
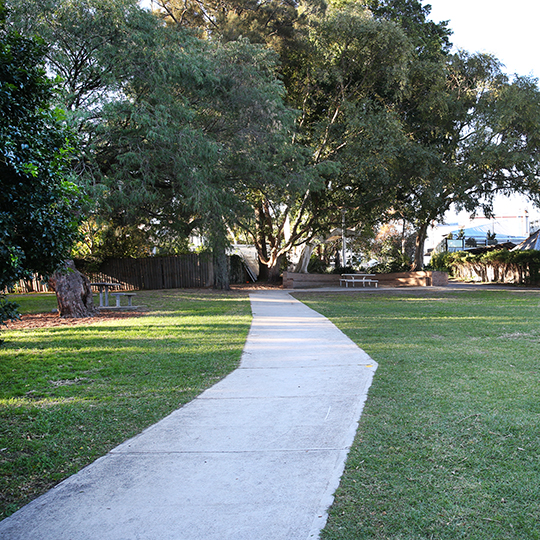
[0,290,378,540]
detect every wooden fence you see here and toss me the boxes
[4,254,214,293]
[81,255,213,290]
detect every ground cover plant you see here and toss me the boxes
[0,289,251,519]
[296,289,540,540]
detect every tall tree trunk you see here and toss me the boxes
[213,246,230,290]
[411,222,429,271]
[267,254,283,283]
[50,260,96,318]
[258,257,269,282]
[210,219,230,290]
[255,203,269,281]
[294,243,314,273]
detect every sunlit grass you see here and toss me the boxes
[296,289,540,540]
[0,290,251,519]
[5,292,58,314]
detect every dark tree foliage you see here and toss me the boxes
[367,0,452,58]
[0,5,81,313]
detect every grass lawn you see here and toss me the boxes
[4,292,58,315]
[0,289,251,519]
[296,289,540,540]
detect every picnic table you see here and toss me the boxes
[91,282,121,307]
[340,273,378,288]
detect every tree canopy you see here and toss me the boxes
[5,0,540,280]
[0,6,81,293]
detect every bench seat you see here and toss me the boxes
[109,292,137,307]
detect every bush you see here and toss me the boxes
[370,253,411,274]
[428,251,455,272]
[331,265,357,274]
[307,255,329,274]
[0,294,19,344]
[229,254,246,284]
[447,248,540,284]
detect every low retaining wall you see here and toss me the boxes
[283,271,448,289]
[283,273,340,288]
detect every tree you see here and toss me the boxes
[151,0,322,282]
[391,52,540,269]
[9,0,311,287]
[0,4,81,323]
[319,1,540,270]
[288,2,414,246]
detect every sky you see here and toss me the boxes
[426,0,540,81]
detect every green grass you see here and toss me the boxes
[296,289,540,540]
[0,289,251,519]
[5,292,58,314]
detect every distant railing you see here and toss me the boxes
[435,236,526,254]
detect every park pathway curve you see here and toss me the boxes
[0,290,377,540]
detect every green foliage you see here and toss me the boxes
[0,294,19,333]
[436,248,540,284]
[0,12,81,294]
[391,51,540,269]
[427,250,454,272]
[366,0,452,58]
[307,254,330,274]
[370,254,411,274]
[331,265,356,274]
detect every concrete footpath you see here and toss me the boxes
[0,291,377,540]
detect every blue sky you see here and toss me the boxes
[427,0,539,81]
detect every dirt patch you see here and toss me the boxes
[4,311,145,331]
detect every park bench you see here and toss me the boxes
[340,273,378,288]
[109,292,138,307]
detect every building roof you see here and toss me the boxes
[512,229,540,251]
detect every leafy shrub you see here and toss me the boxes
[370,253,411,274]
[427,251,455,272]
[0,294,19,344]
[332,265,357,274]
[307,255,330,274]
[448,248,540,284]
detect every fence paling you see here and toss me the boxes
[5,255,213,293]
[81,255,213,291]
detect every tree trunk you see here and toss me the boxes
[258,257,269,281]
[267,255,284,283]
[255,202,269,281]
[212,244,230,290]
[51,260,97,318]
[411,223,429,271]
[294,243,314,273]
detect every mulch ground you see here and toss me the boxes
[4,311,146,331]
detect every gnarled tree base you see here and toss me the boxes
[50,261,97,318]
